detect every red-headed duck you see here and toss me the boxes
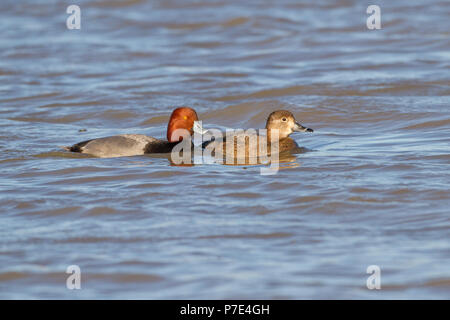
[63,107,201,158]
[203,110,313,160]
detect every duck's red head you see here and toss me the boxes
[167,107,199,143]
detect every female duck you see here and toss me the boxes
[203,110,313,160]
[63,107,201,158]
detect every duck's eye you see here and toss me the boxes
[281,117,287,122]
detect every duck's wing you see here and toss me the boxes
[66,134,160,158]
[203,133,266,158]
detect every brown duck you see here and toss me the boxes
[203,110,313,162]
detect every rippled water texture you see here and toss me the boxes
[0,0,449,299]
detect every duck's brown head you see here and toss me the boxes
[167,107,199,143]
[265,110,313,139]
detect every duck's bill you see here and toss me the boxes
[193,121,209,135]
[294,122,314,133]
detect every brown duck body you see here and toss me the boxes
[204,135,301,160]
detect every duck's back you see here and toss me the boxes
[68,134,160,158]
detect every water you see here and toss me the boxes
[0,0,449,299]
